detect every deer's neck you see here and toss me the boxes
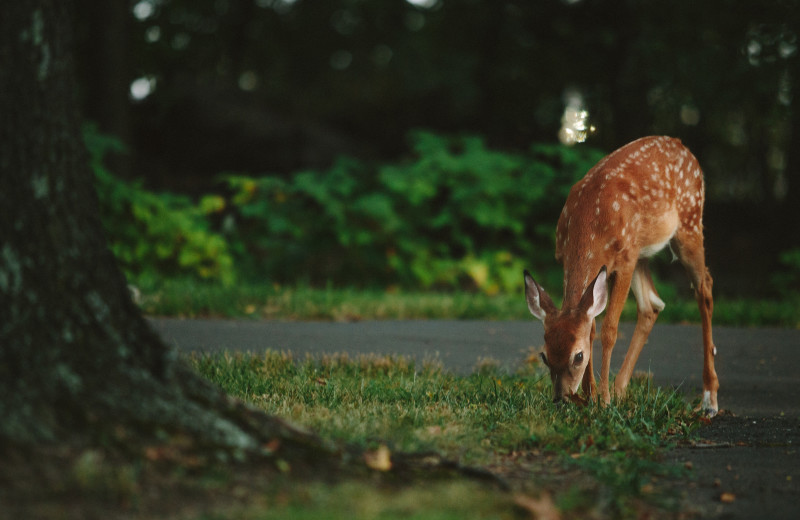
[562,250,607,310]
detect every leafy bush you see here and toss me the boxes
[88,125,604,293]
[224,131,605,292]
[85,124,235,285]
[772,247,800,298]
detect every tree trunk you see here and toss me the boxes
[0,0,330,461]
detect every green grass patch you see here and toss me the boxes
[138,278,799,327]
[136,279,526,321]
[189,351,699,518]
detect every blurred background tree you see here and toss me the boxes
[74,0,800,297]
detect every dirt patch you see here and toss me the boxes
[667,412,800,519]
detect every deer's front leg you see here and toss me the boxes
[598,322,616,405]
[581,319,597,398]
[598,270,633,405]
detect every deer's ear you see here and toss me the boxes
[524,270,556,321]
[580,266,608,318]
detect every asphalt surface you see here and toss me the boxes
[150,318,799,519]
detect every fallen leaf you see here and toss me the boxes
[263,438,281,454]
[720,492,736,503]
[364,444,392,471]
[514,492,561,520]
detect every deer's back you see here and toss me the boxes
[555,136,705,279]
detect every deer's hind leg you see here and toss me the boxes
[671,230,719,416]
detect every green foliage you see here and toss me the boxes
[225,131,605,292]
[772,247,800,298]
[85,124,235,285]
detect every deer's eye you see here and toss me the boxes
[540,352,550,367]
[574,351,584,365]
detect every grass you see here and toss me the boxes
[188,350,700,519]
[134,277,800,327]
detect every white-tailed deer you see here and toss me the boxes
[524,136,719,416]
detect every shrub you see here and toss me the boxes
[85,124,235,285]
[224,131,605,292]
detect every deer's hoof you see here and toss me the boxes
[696,390,718,418]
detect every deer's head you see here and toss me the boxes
[524,267,608,403]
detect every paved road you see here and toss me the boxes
[150,318,799,518]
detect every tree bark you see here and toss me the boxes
[0,0,332,462]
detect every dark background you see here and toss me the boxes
[74,0,800,297]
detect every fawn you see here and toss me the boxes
[524,136,719,416]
